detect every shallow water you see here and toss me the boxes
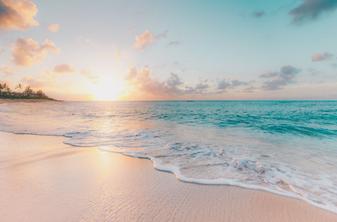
[1,100,337,213]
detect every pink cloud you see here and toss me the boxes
[0,65,14,75]
[48,23,60,32]
[12,38,59,66]
[133,30,154,49]
[125,67,213,100]
[53,64,74,73]
[0,0,38,30]
[311,52,334,62]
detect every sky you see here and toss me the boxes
[1,0,337,100]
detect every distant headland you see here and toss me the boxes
[0,82,55,100]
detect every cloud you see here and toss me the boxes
[0,0,38,30]
[260,65,301,90]
[155,30,168,40]
[168,40,181,46]
[289,0,337,24]
[0,65,14,75]
[125,67,251,99]
[12,38,59,66]
[193,82,209,93]
[253,10,266,18]
[217,79,231,90]
[48,23,60,32]
[133,30,169,50]
[217,79,248,92]
[243,86,258,93]
[166,73,183,88]
[126,67,175,97]
[184,81,210,94]
[311,52,334,61]
[126,67,215,99]
[133,30,154,49]
[53,64,74,73]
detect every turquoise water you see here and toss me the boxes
[134,101,337,137]
[1,100,337,213]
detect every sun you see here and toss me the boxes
[91,77,126,101]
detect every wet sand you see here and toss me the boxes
[0,132,336,222]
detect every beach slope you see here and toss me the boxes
[0,132,336,222]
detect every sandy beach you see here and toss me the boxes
[2,0,337,220]
[0,132,336,222]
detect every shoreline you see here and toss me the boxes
[3,128,336,215]
[0,98,58,104]
[1,131,337,221]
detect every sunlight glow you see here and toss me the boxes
[90,76,126,101]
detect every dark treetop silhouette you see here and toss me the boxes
[0,82,54,100]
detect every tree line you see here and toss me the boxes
[0,82,52,100]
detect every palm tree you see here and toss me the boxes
[23,86,34,97]
[36,90,47,98]
[15,83,22,92]
[2,83,11,96]
[0,83,4,96]
[0,81,51,100]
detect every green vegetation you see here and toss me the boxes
[0,82,54,100]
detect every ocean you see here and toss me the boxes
[1,100,337,213]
